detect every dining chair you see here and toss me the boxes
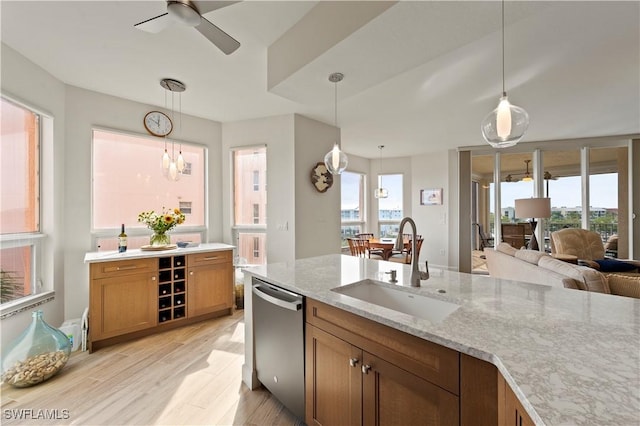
[356,233,384,257]
[346,238,359,256]
[389,239,423,264]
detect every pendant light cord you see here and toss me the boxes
[334,80,340,149]
[501,0,505,96]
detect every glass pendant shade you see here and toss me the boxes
[162,149,171,170]
[374,187,388,199]
[168,161,181,181]
[481,94,529,148]
[176,152,185,172]
[324,143,348,175]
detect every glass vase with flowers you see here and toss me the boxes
[138,208,185,247]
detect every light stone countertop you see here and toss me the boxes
[244,254,640,426]
[83,242,235,263]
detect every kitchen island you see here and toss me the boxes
[242,254,640,425]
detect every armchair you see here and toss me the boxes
[550,228,639,274]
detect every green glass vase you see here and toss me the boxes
[1,310,71,387]
[150,231,170,246]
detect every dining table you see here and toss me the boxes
[366,238,409,260]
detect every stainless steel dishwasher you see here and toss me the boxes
[252,277,305,420]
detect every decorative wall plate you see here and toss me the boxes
[310,162,333,193]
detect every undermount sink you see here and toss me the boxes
[331,279,459,323]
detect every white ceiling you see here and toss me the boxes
[1,1,639,159]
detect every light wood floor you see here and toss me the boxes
[1,311,303,425]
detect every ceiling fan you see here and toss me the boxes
[134,1,241,55]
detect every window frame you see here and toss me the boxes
[377,173,404,238]
[340,171,367,247]
[0,95,53,314]
[89,127,208,250]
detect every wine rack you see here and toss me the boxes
[157,255,187,323]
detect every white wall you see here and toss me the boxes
[294,114,341,258]
[410,152,451,269]
[222,115,296,264]
[1,44,66,347]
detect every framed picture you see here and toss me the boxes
[420,188,443,205]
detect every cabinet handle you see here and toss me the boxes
[349,358,359,367]
[190,271,194,276]
[116,265,137,271]
[361,364,371,374]
[151,276,156,281]
[202,256,219,260]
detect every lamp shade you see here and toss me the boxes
[515,197,551,219]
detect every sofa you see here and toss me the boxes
[484,243,640,299]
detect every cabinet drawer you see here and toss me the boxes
[187,250,232,267]
[307,298,460,395]
[91,258,156,279]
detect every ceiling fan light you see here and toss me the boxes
[521,175,533,182]
[481,95,529,148]
[167,1,201,27]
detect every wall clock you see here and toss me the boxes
[310,162,333,193]
[143,111,173,137]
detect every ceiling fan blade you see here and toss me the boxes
[192,1,241,15]
[195,17,240,55]
[134,12,171,33]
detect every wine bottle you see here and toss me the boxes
[118,224,127,253]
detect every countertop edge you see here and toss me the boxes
[84,243,235,263]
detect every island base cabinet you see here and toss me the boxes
[305,325,361,426]
[306,323,459,426]
[362,351,459,426]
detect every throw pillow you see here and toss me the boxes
[606,274,640,299]
[514,250,548,265]
[594,259,638,273]
[496,242,517,257]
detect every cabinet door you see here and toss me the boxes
[362,351,459,426]
[504,385,535,426]
[90,272,157,341]
[305,325,362,426]
[187,261,233,317]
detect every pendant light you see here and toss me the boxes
[374,145,388,199]
[481,0,529,148]
[324,72,348,175]
[160,78,186,181]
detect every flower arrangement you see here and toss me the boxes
[138,208,185,246]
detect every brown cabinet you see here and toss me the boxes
[305,299,459,426]
[89,249,233,351]
[504,383,535,426]
[187,251,233,317]
[89,258,157,342]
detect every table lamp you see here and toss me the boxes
[514,197,551,251]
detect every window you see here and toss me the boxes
[92,129,206,250]
[252,239,259,258]
[179,201,192,215]
[341,171,365,246]
[377,174,403,237]
[1,97,41,305]
[253,203,260,224]
[253,170,259,191]
[232,147,267,266]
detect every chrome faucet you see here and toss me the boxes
[394,217,429,287]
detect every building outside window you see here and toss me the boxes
[91,129,206,250]
[341,171,365,246]
[378,174,403,237]
[0,97,41,305]
[232,146,267,266]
